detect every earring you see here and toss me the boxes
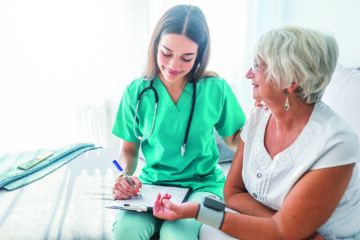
[284,89,290,111]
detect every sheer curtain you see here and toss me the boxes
[0,0,284,154]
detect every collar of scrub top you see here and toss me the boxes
[133,78,197,156]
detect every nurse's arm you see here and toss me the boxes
[222,129,241,151]
[118,140,140,175]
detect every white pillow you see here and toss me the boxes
[322,64,360,137]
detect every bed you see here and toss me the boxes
[0,65,359,240]
[0,137,232,239]
[0,147,119,239]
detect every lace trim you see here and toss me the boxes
[247,104,318,207]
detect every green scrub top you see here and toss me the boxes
[112,76,246,198]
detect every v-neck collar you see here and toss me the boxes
[153,76,193,112]
[259,103,317,162]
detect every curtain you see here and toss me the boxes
[0,0,285,154]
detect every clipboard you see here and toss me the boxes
[106,184,192,213]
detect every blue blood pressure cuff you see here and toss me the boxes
[195,195,226,230]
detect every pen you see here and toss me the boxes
[112,159,141,198]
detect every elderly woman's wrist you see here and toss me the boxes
[182,202,200,219]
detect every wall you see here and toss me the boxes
[255,0,360,67]
[1,0,359,154]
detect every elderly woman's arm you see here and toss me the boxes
[222,156,354,239]
[224,140,276,217]
[154,139,354,239]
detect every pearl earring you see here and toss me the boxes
[284,89,290,111]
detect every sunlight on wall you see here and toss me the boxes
[0,0,256,154]
[1,0,359,154]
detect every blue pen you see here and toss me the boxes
[112,160,141,198]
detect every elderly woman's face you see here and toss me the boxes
[246,60,281,103]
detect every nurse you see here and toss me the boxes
[111,4,246,240]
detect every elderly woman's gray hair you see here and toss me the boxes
[255,26,339,104]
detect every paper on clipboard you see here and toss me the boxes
[106,184,191,212]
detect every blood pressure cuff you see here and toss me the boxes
[196,195,226,229]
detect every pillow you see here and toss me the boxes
[322,64,360,137]
[214,130,236,163]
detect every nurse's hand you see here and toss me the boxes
[303,232,325,240]
[112,175,142,200]
[153,193,199,221]
[254,99,268,110]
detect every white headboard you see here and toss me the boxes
[322,64,360,137]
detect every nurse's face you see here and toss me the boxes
[157,33,198,85]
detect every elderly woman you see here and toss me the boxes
[152,26,360,240]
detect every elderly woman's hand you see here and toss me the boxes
[303,232,325,240]
[153,193,199,221]
[254,100,268,110]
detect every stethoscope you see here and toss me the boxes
[133,79,197,156]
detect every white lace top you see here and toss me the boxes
[241,101,360,239]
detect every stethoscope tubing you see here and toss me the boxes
[133,79,196,156]
[181,81,196,156]
[133,80,158,141]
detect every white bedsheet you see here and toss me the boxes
[0,148,232,240]
[0,148,119,240]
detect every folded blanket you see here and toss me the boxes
[0,143,100,190]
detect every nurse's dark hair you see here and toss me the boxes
[143,4,217,82]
